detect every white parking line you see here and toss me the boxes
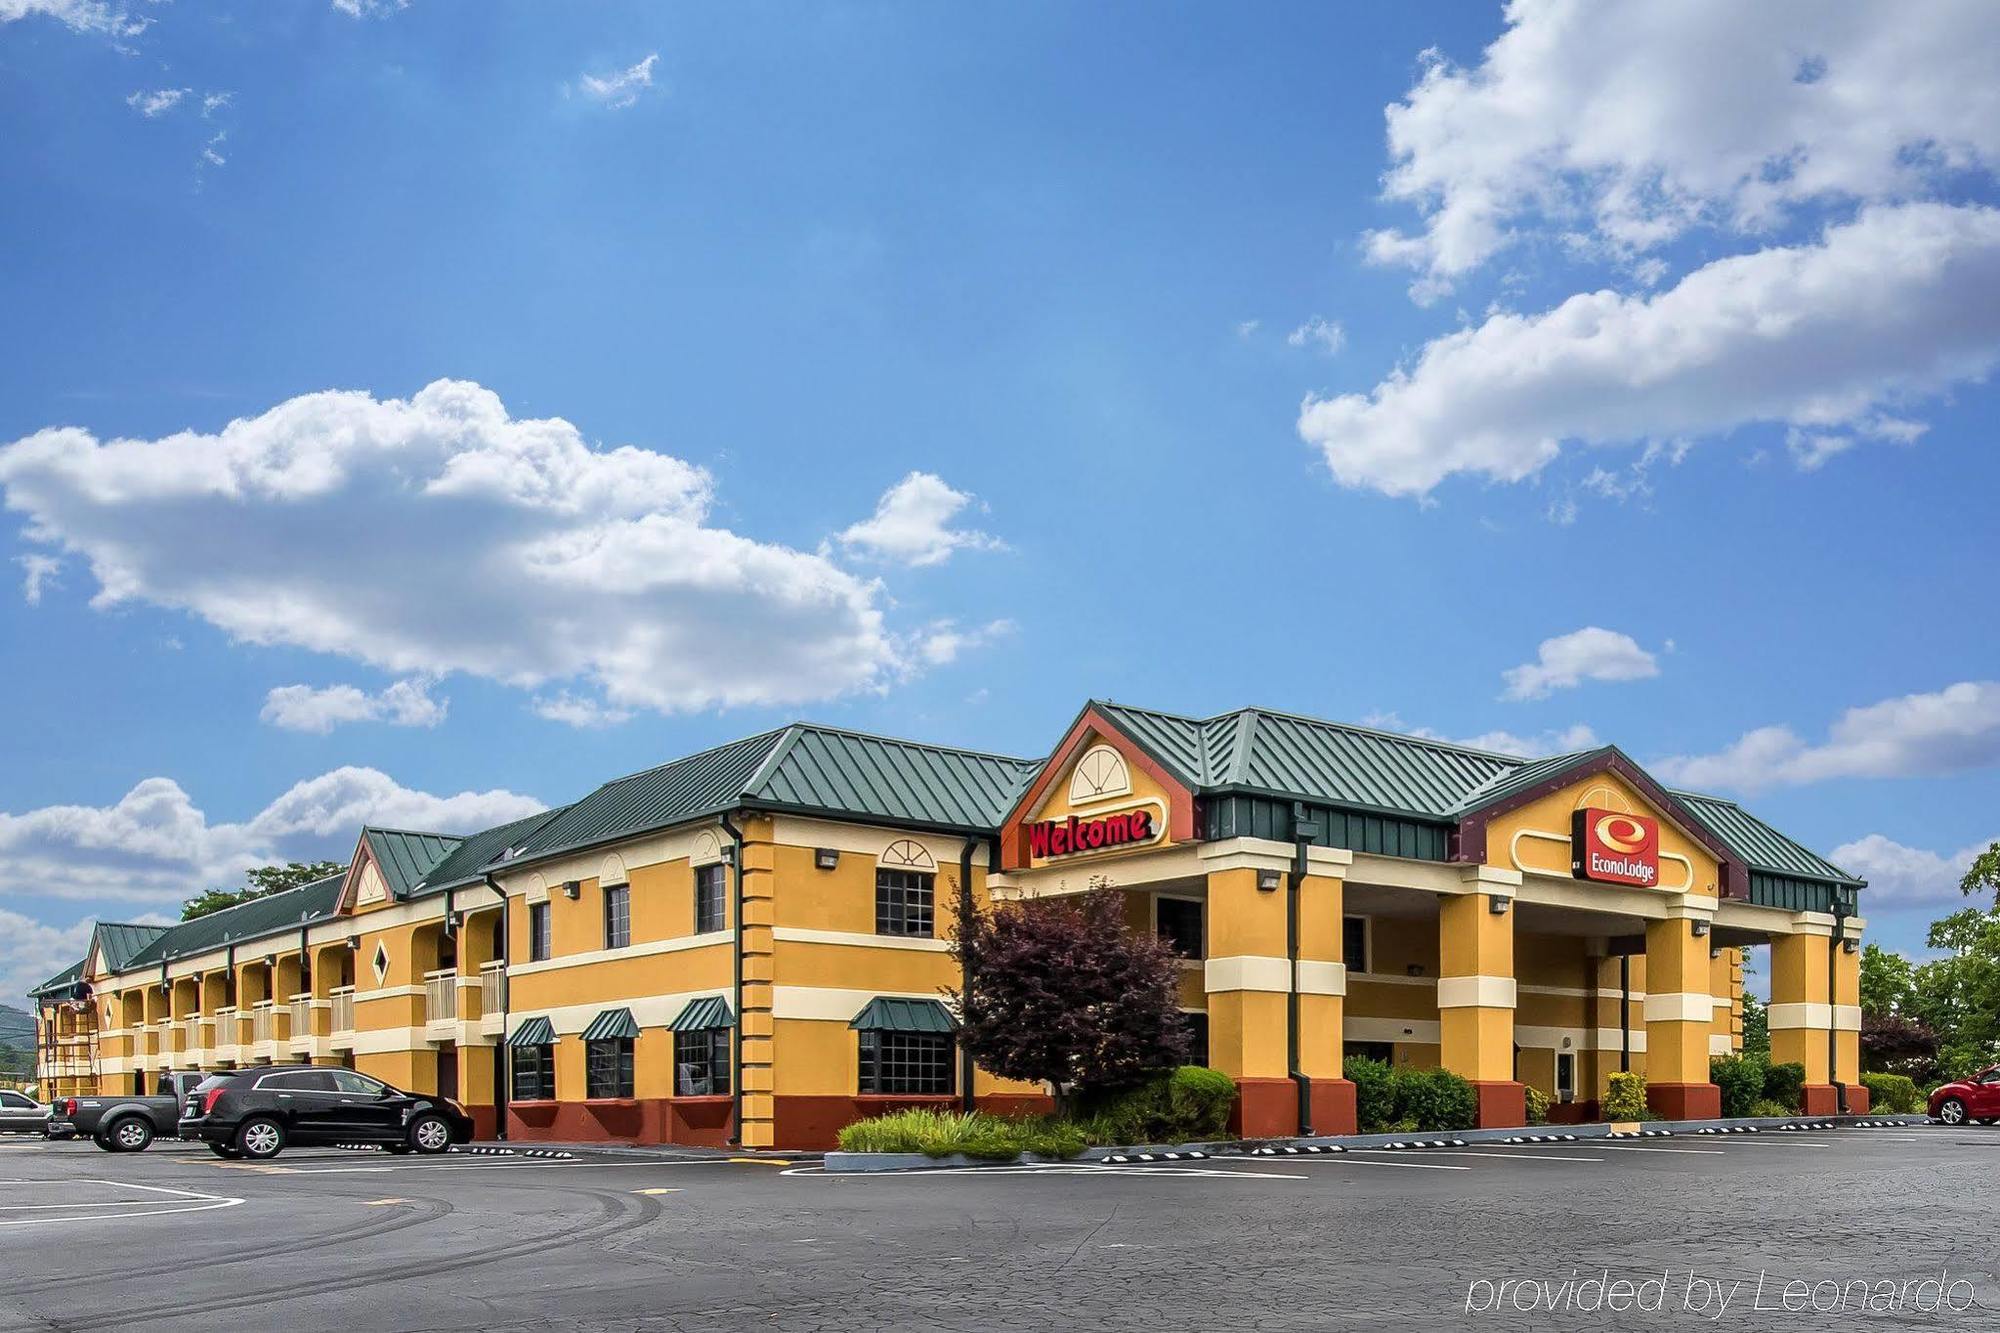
[1712,1138,1832,1148]
[0,1179,242,1227]
[1353,1149,1603,1163]
[266,1157,732,1175]
[1581,1144,1727,1155]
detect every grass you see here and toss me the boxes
[836,1108,1089,1160]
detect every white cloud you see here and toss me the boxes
[1362,711,1598,759]
[1655,681,2000,792]
[0,0,147,37]
[1235,320,1261,339]
[1365,1,2000,294]
[0,910,101,1007]
[1500,627,1659,701]
[1303,204,2000,497]
[837,471,1003,568]
[126,88,188,118]
[530,692,631,730]
[260,678,446,734]
[1286,317,1345,356]
[0,767,543,908]
[15,553,58,604]
[199,130,226,169]
[200,92,232,117]
[0,379,928,714]
[914,617,1014,667]
[577,53,659,109]
[331,0,408,16]
[1827,833,1995,908]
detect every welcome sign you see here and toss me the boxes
[1024,807,1158,859]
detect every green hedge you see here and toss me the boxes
[1524,1084,1550,1126]
[1749,1098,1793,1118]
[1710,1053,1769,1118]
[1344,1056,1397,1133]
[1762,1061,1807,1113]
[1076,1066,1238,1145]
[1860,1072,1919,1114]
[836,1108,1086,1159]
[1603,1071,1648,1120]
[1389,1067,1479,1132]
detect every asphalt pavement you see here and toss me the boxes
[0,1122,1992,1331]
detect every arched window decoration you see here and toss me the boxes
[1068,744,1132,804]
[879,839,936,871]
[690,829,724,866]
[599,853,628,887]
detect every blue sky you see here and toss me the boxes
[3,0,1997,999]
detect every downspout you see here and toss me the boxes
[482,873,510,1141]
[957,837,978,1115]
[1287,803,1313,1137]
[1619,955,1631,1073]
[718,813,746,1146]
[1829,897,1849,1114]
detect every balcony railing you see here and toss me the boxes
[289,993,312,1038]
[250,1002,275,1044]
[479,961,506,1020]
[424,970,456,1025]
[330,986,356,1033]
[180,1017,201,1050]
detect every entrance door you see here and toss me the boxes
[1556,1053,1577,1104]
[437,1048,459,1101]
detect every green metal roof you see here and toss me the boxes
[668,995,733,1031]
[125,870,350,968]
[362,828,463,900]
[1446,748,1603,816]
[508,1015,556,1047]
[411,808,571,897]
[849,996,956,1033]
[1674,791,1862,886]
[91,922,171,974]
[28,959,85,1001]
[580,1007,639,1041]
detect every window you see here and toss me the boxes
[528,901,551,962]
[1155,896,1204,959]
[512,1044,555,1101]
[1180,1011,1209,1065]
[586,1038,635,1099]
[1556,1052,1577,1105]
[1344,1041,1394,1066]
[0,1091,33,1108]
[257,1070,335,1092]
[694,863,727,935]
[857,1031,954,1095]
[329,1069,387,1097]
[674,1028,731,1096]
[1343,916,1369,974]
[603,885,630,951]
[875,869,934,937]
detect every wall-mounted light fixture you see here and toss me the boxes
[814,848,840,871]
[1489,895,1511,915]
[345,935,360,952]
[1690,919,1711,938]
[1256,868,1282,892]
[1405,963,1425,978]
[1842,937,1860,954]
[1709,946,1723,959]
[263,955,276,968]
[562,880,581,900]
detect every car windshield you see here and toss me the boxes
[191,1075,231,1094]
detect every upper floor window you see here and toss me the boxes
[528,901,552,963]
[875,869,934,937]
[1342,916,1369,974]
[1155,895,1204,959]
[694,863,727,935]
[603,884,631,950]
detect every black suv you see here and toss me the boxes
[181,1065,474,1160]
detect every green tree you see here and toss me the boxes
[1911,907,2000,1080]
[1739,990,1769,1059]
[1963,840,2000,907]
[1859,942,1917,1018]
[181,860,344,921]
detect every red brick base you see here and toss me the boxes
[1472,1080,1526,1128]
[1801,1083,1843,1116]
[1845,1084,1870,1114]
[1646,1081,1721,1120]
[1230,1077,1300,1138]
[1309,1077,1357,1136]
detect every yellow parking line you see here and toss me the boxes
[728,1157,792,1166]
[633,1187,682,1195]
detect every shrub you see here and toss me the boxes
[1762,1061,1807,1112]
[1344,1056,1397,1133]
[1602,1071,1648,1121]
[1389,1067,1478,1132]
[835,1108,1085,1160]
[1860,1071,1920,1114]
[1524,1084,1550,1126]
[1076,1065,1237,1145]
[1710,1053,1769,1118]
[1749,1099,1793,1118]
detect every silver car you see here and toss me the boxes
[0,1089,49,1134]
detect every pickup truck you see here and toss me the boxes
[54,1071,206,1152]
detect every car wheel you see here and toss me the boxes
[409,1113,453,1156]
[207,1142,242,1159]
[1938,1097,1968,1125]
[236,1116,286,1160]
[106,1116,154,1153]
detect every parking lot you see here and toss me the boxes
[1,1124,1994,1331]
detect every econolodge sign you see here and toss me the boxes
[1571,807,1661,886]
[1026,808,1156,859]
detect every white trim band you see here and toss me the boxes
[1768,1002,1834,1031]
[1436,976,1517,1010]
[1642,992,1716,1024]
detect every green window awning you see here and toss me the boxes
[580,1007,639,1042]
[508,1015,555,1047]
[668,995,734,1032]
[849,997,956,1034]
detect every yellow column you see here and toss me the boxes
[1297,861,1354,1134]
[1203,864,1296,1137]
[1438,888,1524,1127]
[1770,925,1836,1115]
[736,818,777,1149]
[1642,917,1721,1119]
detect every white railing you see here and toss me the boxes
[181,1016,200,1050]
[330,986,356,1033]
[479,961,506,1020]
[251,1002,275,1043]
[289,993,312,1037]
[424,969,456,1024]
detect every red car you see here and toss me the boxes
[1928,1067,2000,1125]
